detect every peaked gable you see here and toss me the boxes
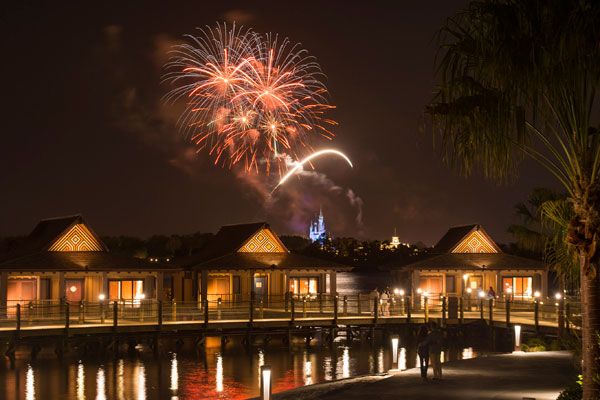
[48,223,104,252]
[25,215,107,252]
[451,229,500,253]
[434,224,501,254]
[238,228,287,253]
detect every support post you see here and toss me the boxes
[260,296,264,319]
[459,297,464,324]
[506,299,511,328]
[302,296,307,318]
[319,293,323,314]
[358,294,362,315]
[424,297,429,323]
[217,297,222,320]
[100,300,105,324]
[79,300,84,324]
[329,271,337,296]
[343,295,348,316]
[406,296,411,324]
[488,298,493,326]
[285,291,289,313]
[558,297,565,339]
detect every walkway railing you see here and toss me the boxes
[0,294,580,334]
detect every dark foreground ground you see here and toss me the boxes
[266,351,577,400]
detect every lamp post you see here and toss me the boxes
[260,365,272,400]
[514,325,521,352]
[390,334,399,371]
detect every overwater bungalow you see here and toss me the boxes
[0,215,174,308]
[387,224,548,299]
[174,222,351,303]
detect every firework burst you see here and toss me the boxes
[163,23,336,174]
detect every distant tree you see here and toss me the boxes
[166,236,183,255]
[279,235,312,252]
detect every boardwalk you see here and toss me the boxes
[0,294,579,338]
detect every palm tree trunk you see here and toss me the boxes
[580,251,600,399]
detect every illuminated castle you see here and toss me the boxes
[309,208,327,243]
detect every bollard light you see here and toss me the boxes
[399,289,405,296]
[466,288,472,294]
[514,325,521,351]
[555,293,562,300]
[534,291,540,298]
[390,334,399,370]
[394,288,400,295]
[260,365,272,400]
[506,288,512,294]
[98,294,105,301]
[478,291,485,298]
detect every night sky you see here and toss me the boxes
[0,1,560,245]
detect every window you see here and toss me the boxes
[289,277,319,294]
[419,276,443,294]
[108,279,144,300]
[65,279,84,302]
[503,277,533,298]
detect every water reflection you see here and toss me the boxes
[77,361,85,400]
[0,339,485,400]
[136,362,146,400]
[215,353,223,392]
[170,353,179,399]
[96,367,106,400]
[26,364,34,400]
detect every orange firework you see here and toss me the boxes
[163,23,336,174]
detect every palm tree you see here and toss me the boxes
[426,1,600,397]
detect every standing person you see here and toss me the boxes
[428,322,444,380]
[487,286,496,299]
[380,289,389,316]
[417,325,430,381]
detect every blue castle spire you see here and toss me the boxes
[309,207,327,243]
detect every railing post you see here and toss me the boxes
[28,302,33,324]
[140,299,145,323]
[79,300,84,324]
[16,304,21,339]
[459,296,464,324]
[249,291,255,326]
[100,300,105,324]
[488,298,493,326]
[204,299,209,325]
[558,297,565,339]
[506,299,511,328]
[113,301,118,332]
[259,296,264,319]
[158,300,163,330]
[302,296,307,318]
[442,296,447,327]
[534,299,539,332]
[480,298,484,320]
[406,296,411,324]
[284,292,289,313]
[333,294,339,324]
[290,297,295,323]
[64,303,69,337]
[357,294,362,315]
[319,293,324,314]
[217,298,222,320]
[424,296,429,323]
[373,296,378,323]
[343,295,348,316]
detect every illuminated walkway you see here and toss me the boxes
[270,351,576,400]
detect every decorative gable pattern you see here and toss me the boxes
[452,231,498,253]
[238,228,286,253]
[48,224,104,252]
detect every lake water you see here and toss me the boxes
[0,272,485,399]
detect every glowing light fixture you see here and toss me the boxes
[466,288,472,294]
[99,294,106,301]
[260,365,272,400]
[534,291,540,298]
[416,288,422,294]
[478,291,485,298]
[399,289,405,296]
[514,325,522,351]
[390,334,399,371]
[394,288,399,295]
[555,293,562,300]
